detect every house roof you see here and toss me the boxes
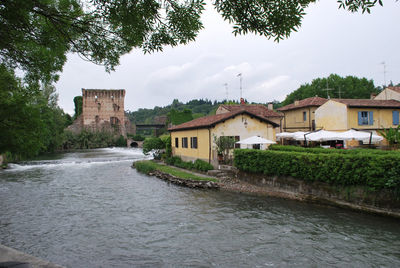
[219,104,282,117]
[168,110,279,132]
[387,86,400,93]
[332,98,400,108]
[277,96,328,111]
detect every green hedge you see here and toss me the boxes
[269,145,400,155]
[165,156,214,172]
[234,149,400,192]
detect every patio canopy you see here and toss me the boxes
[276,131,307,139]
[236,136,276,145]
[334,129,383,143]
[290,129,383,143]
[293,130,339,142]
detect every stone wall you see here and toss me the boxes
[82,89,127,136]
[235,171,400,218]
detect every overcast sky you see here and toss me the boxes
[55,1,400,115]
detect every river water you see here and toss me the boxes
[0,148,399,267]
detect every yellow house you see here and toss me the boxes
[374,86,400,101]
[168,108,279,166]
[315,99,400,145]
[277,97,328,132]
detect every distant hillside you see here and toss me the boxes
[126,99,231,124]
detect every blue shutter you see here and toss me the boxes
[393,111,399,125]
[358,112,362,125]
[368,111,374,125]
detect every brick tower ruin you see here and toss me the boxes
[81,89,127,136]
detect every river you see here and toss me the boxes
[0,148,399,267]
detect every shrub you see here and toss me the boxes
[131,134,145,141]
[234,149,400,193]
[193,159,214,172]
[134,160,156,174]
[269,144,400,155]
[165,156,213,172]
[114,135,127,147]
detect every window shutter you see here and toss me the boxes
[393,111,399,125]
[358,112,362,125]
[368,111,373,125]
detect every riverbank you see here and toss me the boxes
[138,162,400,218]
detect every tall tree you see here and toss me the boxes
[0,65,68,158]
[282,74,379,106]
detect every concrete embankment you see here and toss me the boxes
[0,244,64,268]
[210,168,400,218]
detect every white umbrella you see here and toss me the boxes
[236,136,276,145]
[294,130,340,142]
[336,129,383,143]
[279,131,307,140]
[276,132,296,139]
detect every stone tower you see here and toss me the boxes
[82,89,127,136]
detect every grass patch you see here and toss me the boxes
[134,160,218,182]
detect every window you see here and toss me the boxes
[358,111,373,125]
[182,137,188,148]
[393,111,399,125]
[190,137,198,149]
[303,111,307,121]
[175,137,179,148]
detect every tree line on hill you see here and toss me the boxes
[127,74,393,126]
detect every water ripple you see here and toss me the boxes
[0,148,399,267]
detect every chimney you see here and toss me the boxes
[294,100,299,106]
[240,98,245,105]
[370,93,377,99]
[267,103,273,110]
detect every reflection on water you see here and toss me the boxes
[0,148,399,267]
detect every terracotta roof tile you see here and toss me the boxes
[332,98,400,108]
[168,110,279,131]
[277,96,328,111]
[219,104,282,117]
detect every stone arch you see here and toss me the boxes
[130,141,138,148]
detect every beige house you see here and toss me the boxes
[315,99,400,145]
[169,105,280,166]
[374,86,400,101]
[277,97,328,132]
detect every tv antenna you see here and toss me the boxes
[223,83,228,101]
[237,73,242,99]
[381,61,387,87]
[324,80,334,99]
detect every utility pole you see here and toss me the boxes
[237,73,242,100]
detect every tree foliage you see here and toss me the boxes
[142,137,165,159]
[213,134,236,164]
[73,96,83,120]
[0,65,69,158]
[377,126,400,147]
[168,108,193,125]
[282,74,379,106]
[0,0,389,84]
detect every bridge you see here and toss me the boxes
[135,123,166,137]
